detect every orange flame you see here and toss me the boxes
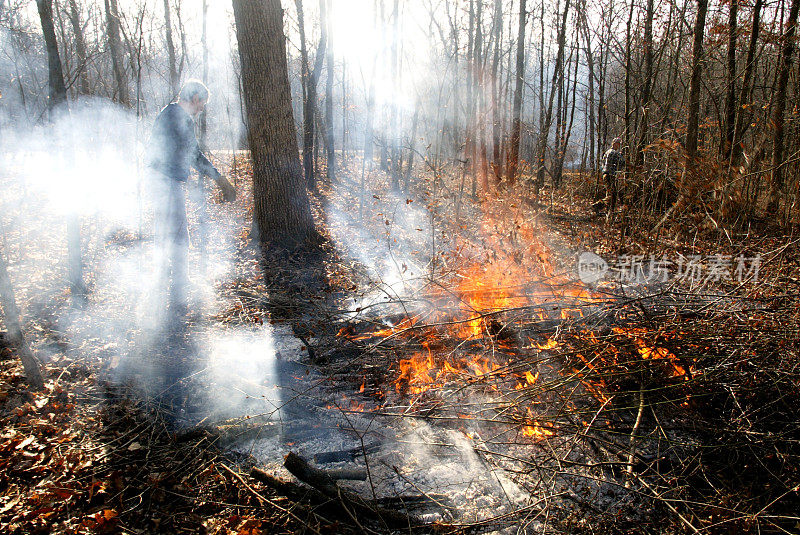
[613,326,691,378]
[522,409,555,439]
[536,339,558,350]
[522,423,555,439]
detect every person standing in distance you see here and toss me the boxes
[147,79,236,315]
[601,137,624,220]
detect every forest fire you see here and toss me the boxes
[331,198,626,424]
[3,0,798,530]
[333,196,703,448]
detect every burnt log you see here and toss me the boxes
[314,443,379,463]
[250,466,429,528]
[283,451,425,528]
[251,466,329,505]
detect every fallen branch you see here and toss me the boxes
[283,451,425,529]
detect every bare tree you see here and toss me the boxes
[685,0,708,166]
[732,0,763,166]
[766,0,799,214]
[65,0,90,96]
[506,0,526,185]
[578,0,596,173]
[323,0,336,184]
[635,0,655,167]
[474,0,489,192]
[36,0,66,110]
[721,0,738,159]
[37,0,85,303]
[104,0,129,106]
[163,0,178,96]
[389,0,401,189]
[296,0,327,190]
[534,0,570,192]
[199,0,208,148]
[490,0,504,182]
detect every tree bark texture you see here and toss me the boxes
[232,0,315,245]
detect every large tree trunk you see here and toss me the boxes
[506,0,526,185]
[36,0,67,110]
[766,0,799,215]
[232,0,315,245]
[104,0,130,106]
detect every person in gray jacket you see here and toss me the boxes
[147,79,235,314]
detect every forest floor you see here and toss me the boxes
[1,157,799,534]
